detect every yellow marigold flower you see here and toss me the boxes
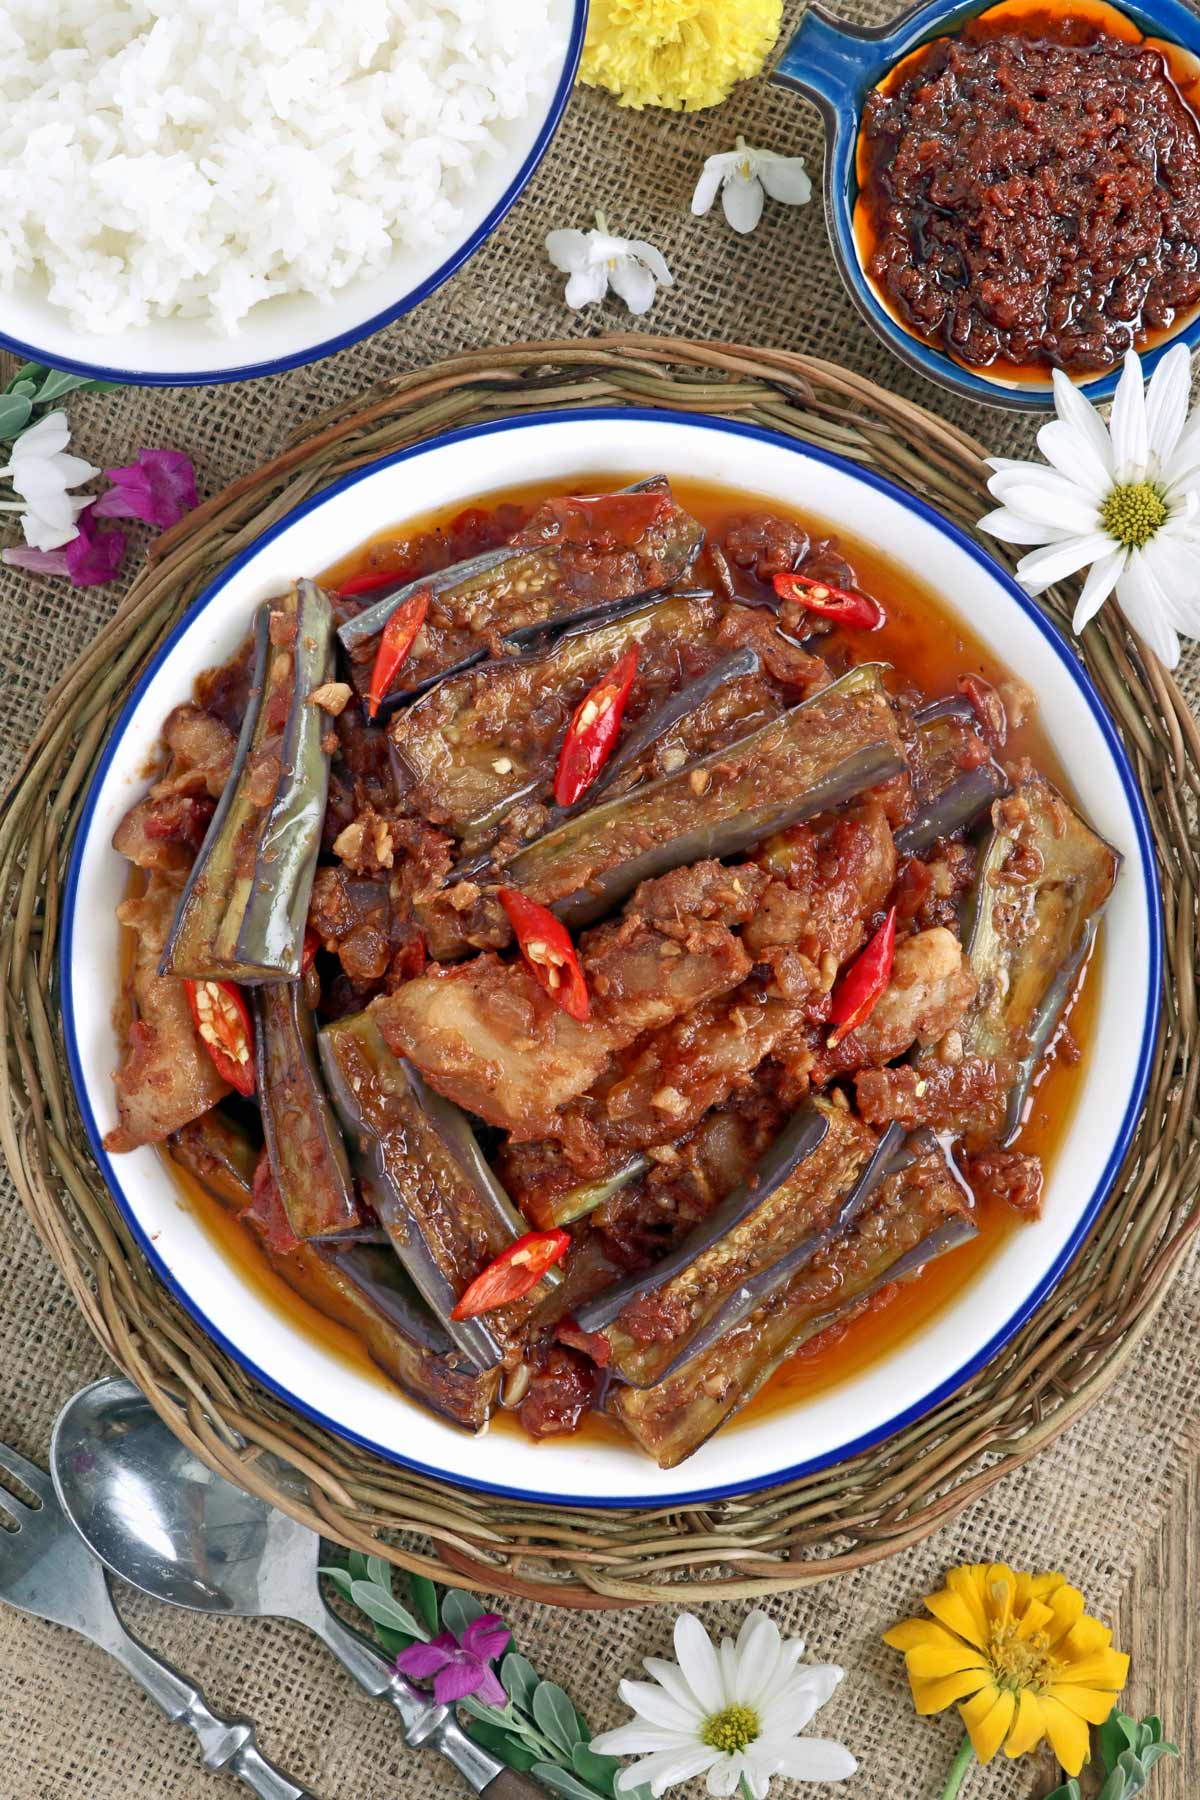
[884,1563,1129,1780]
[579,0,783,112]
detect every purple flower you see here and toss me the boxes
[3,504,127,586]
[92,448,197,530]
[395,1613,510,1708]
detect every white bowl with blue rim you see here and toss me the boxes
[0,1,585,390]
[774,0,1200,411]
[61,409,1160,1506]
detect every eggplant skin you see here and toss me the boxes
[963,776,1119,1143]
[502,662,907,930]
[255,982,359,1241]
[612,1147,974,1468]
[168,1110,259,1209]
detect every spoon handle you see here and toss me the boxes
[101,1625,319,1798]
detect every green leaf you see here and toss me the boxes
[441,1589,487,1638]
[530,1764,607,1800]
[6,362,47,391]
[572,1740,623,1795]
[501,1651,540,1715]
[7,380,36,402]
[410,1573,440,1638]
[533,1680,583,1756]
[0,395,33,440]
[1140,1741,1180,1773]
[1042,1783,1081,1800]
[347,1578,424,1638]
[347,1550,371,1584]
[32,369,103,405]
[364,1554,392,1593]
[373,1623,414,1657]
[464,1716,538,1773]
[317,1564,355,1603]
[1099,1709,1140,1772]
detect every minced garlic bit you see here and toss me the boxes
[308,680,352,716]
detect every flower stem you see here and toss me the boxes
[940,1736,976,1800]
[594,209,608,234]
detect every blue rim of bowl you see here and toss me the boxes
[0,5,588,389]
[773,0,1200,411]
[60,407,1163,1507]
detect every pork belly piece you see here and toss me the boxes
[374,905,749,1140]
[855,1057,1012,1136]
[112,703,238,875]
[612,1143,976,1467]
[104,874,230,1152]
[813,926,977,1081]
[747,797,898,977]
[965,1149,1045,1218]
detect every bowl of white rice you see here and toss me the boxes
[0,0,585,385]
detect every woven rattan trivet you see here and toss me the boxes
[3,337,1196,1609]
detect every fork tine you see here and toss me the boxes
[0,1436,51,1506]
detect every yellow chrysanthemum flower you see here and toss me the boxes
[884,1563,1129,1779]
[579,0,783,112]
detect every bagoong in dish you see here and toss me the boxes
[104,477,1118,1469]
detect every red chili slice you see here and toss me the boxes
[773,570,886,631]
[337,565,413,599]
[451,1229,571,1320]
[366,589,430,719]
[553,645,640,808]
[498,888,589,1022]
[826,906,897,1048]
[184,977,255,1096]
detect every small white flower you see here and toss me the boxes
[979,344,1200,669]
[590,1609,856,1798]
[692,137,812,235]
[545,211,673,317]
[0,411,99,551]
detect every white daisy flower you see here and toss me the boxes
[590,1609,856,1798]
[545,212,673,317]
[979,344,1200,669]
[0,410,99,551]
[691,138,812,235]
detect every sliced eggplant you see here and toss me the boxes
[894,698,1009,858]
[961,777,1119,1142]
[338,478,706,704]
[392,593,720,835]
[581,1101,890,1387]
[612,1143,976,1467]
[168,1108,260,1209]
[255,982,359,1241]
[318,1010,556,1367]
[218,579,337,979]
[502,663,908,930]
[158,604,271,978]
[167,1116,496,1428]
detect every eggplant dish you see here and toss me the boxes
[106,479,1119,1467]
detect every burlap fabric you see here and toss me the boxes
[1,4,1197,1795]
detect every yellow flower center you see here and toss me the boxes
[701,1704,760,1753]
[1101,480,1168,549]
[987,1620,1056,1694]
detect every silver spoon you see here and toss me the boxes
[50,1377,538,1800]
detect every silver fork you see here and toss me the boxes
[0,1432,319,1799]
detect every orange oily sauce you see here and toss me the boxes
[157,474,1096,1434]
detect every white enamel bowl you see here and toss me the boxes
[0,1,583,386]
[62,410,1161,1507]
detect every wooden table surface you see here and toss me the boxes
[1113,1457,1198,1797]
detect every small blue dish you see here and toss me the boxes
[774,0,1200,411]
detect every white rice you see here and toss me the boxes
[0,1,557,337]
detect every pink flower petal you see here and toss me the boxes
[472,1666,509,1709]
[461,1616,510,1664]
[92,448,197,530]
[396,1640,453,1682]
[63,506,127,586]
[2,545,70,576]
[433,1658,488,1706]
